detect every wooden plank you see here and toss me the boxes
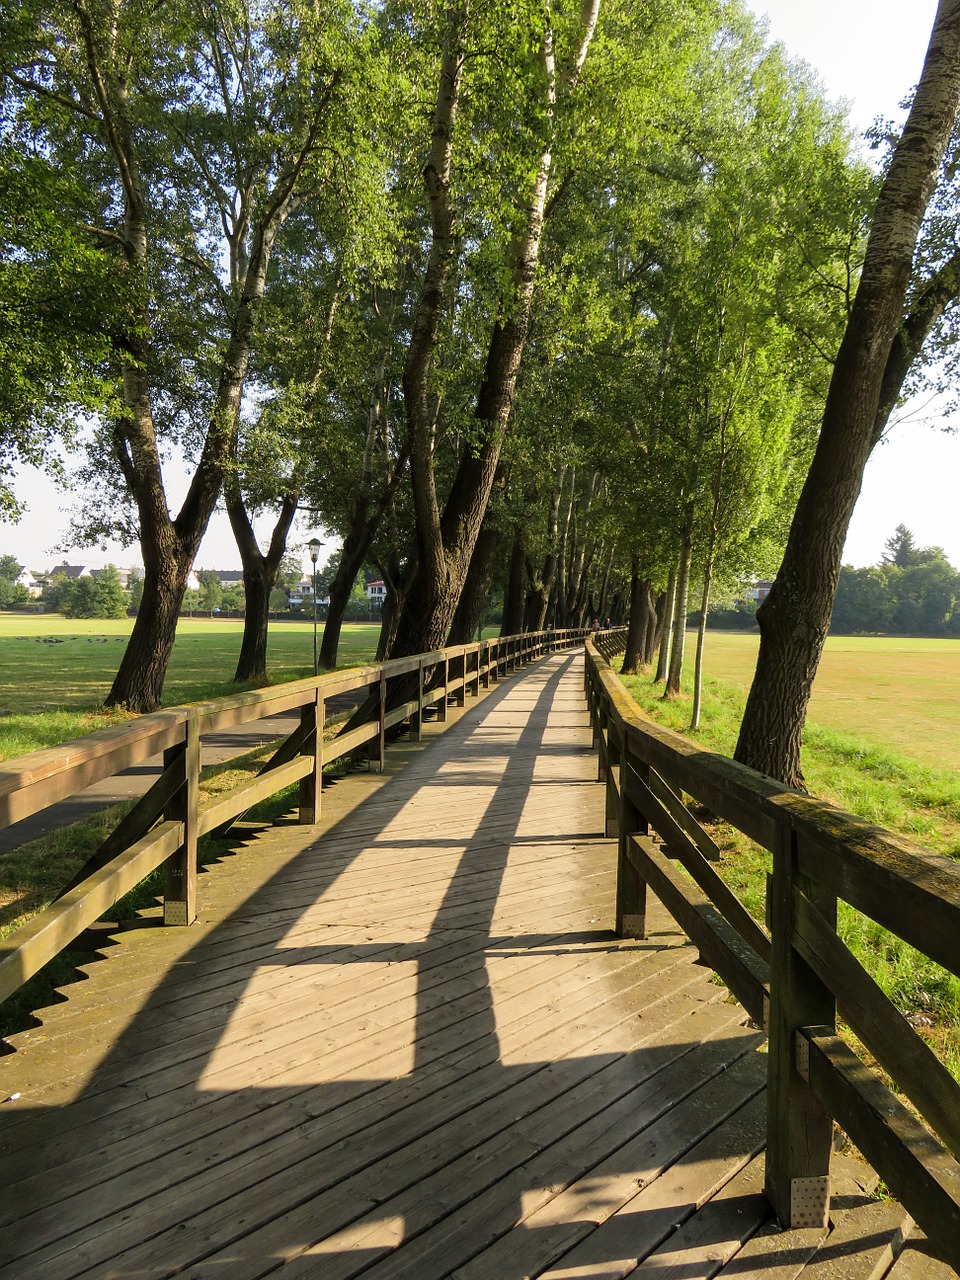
[52,753,184,901]
[626,834,769,1025]
[884,1231,959,1279]
[798,1199,911,1280]
[195,755,313,837]
[532,1095,766,1279]
[627,765,770,964]
[795,893,960,1164]
[325,720,380,763]
[628,1154,769,1278]
[0,821,183,1004]
[795,831,960,983]
[2,942,704,1245]
[649,767,723,862]
[13,958,719,1278]
[0,710,187,829]
[395,1041,765,1280]
[804,1028,960,1272]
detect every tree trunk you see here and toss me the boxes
[375,556,414,661]
[500,524,526,637]
[644,590,664,666]
[691,561,713,729]
[108,533,190,711]
[320,535,369,669]
[230,490,299,683]
[621,557,646,674]
[665,518,693,698]
[529,465,565,630]
[734,0,960,787]
[449,523,499,644]
[654,567,677,683]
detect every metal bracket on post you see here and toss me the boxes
[790,1177,830,1230]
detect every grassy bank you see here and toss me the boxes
[690,631,960,774]
[0,616,382,760]
[616,659,960,1078]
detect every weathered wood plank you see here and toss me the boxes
[626,834,769,1025]
[0,821,183,1004]
[804,1029,960,1271]
[794,893,960,1164]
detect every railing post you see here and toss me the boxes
[298,691,323,823]
[616,744,647,939]
[765,827,836,1229]
[412,660,424,741]
[456,652,466,707]
[162,713,199,926]
[440,657,449,721]
[371,670,387,771]
[605,720,622,838]
[481,642,490,689]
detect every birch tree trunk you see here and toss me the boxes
[735,0,960,786]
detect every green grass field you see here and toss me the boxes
[0,615,383,760]
[694,632,960,774]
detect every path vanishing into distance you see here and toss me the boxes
[0,651,932,1278]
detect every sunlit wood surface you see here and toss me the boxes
[0,652,925,1279]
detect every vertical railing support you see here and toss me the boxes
[299,691,323,824]
[616,745,647,939]
[163,714,199,926]
[765,828,836,1229]
[456,653,466,707]
[440,657,449,721]
[372,670,387,771]
[605,721,621,838]
[412,661,424,741]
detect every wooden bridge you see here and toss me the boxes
[0,636,957,1277]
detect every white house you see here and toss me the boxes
[365,580,387,603]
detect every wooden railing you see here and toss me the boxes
[585,634,960,1267]
[0,628,588,1009]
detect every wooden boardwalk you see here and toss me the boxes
[0,652,934,1278]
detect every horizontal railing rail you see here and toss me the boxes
[584,635,960,1268]
[0,627,588,1009]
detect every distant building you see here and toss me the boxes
[50,562,92,580]
[201,569,244,590]
[365,580,387,603]
[17,569,40,598]
[743,580,774,603]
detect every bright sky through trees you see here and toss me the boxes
[745,0,960,570]
[3,0,957,576]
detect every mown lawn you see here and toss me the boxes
[694,631,960,774]
[0,615,382,760]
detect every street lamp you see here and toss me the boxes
[308,538,322,676]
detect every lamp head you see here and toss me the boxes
[307,538,322,565]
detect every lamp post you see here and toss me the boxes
[308,538,322,676]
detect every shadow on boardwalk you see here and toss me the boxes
[0,652,894,1279]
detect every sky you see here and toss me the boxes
[3,0,957,576]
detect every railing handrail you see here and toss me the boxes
[0,627,589,1011]
[583,635,960,1266]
